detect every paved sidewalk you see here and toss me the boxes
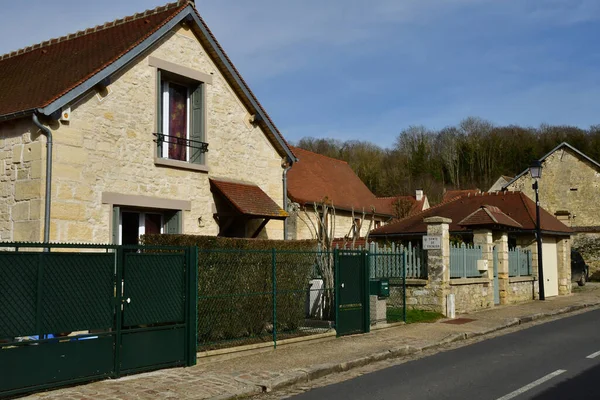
[24,284,600,400]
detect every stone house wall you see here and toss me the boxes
[0,118,44,242]
[506,147,600,228]
[0,24,286,243]
[572,232,600,279]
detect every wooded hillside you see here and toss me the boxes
[295,117,600,204]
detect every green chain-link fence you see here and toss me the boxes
[197,249,335,351]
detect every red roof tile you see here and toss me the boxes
[458,205,522,228]
[442,189,481,202]
[373,196,426,217]
[371,191,572,236]
[0,2,187,116]
[287,147,386,214]
[210,178,287,219]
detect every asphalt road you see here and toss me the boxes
[289,308,600,400]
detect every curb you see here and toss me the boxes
[232,300,600,399]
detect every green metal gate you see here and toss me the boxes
[0,243,198,398]
[335,250,369,336]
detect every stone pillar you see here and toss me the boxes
[473,229,494,306]
[424,217,451,316]
[494,232,510,304]
[557,237,572,295]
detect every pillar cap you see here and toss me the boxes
[423,216,452,224]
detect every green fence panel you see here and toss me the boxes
[0,253,39,337]
[123,253,186,327]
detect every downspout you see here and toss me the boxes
[282,158,293,240]
[32,113,52,243]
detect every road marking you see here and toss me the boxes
[496,370,567,400]
[586,350,600,359]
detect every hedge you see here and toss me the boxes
[141,234,320,348]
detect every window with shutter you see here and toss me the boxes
[156,71,207,166]
[113,208,181,245]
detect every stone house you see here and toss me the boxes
[503,142,600,277]
[488,175,513,192]
[286,146,428,241]
[0,1,297,244]
[370,191,572,314]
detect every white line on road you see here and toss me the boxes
[586,350,600,359]
[495,369,567,400]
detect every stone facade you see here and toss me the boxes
[0,119,43,241]
[289,206,386,241]
[506,146,600,229]
[572,233,600,279]
[0,25,287,243]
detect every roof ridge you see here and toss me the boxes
[0,1,188,61]
[291,146,349,164]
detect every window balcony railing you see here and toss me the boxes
[153,133,209,155]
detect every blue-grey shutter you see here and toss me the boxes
[112,206,120,244]
[156,69,163,157]
[190,84,204,165]
[165,211,182,234]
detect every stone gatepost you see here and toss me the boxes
[557,237,572,295]
[494,232,510,304]
[423,217,451,316]
[473,229,494,305]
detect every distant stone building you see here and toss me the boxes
[488,175,513,192]
[504,142,600,277]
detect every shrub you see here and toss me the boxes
[141,235,318,347]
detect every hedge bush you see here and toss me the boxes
[141,234,319,348]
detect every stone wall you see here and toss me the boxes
[289,206,386,241]
[2,24,287,243]
[0,118,43,242]
[572,232,600,279]
[403,282,442,312]
[506,147,600,228]
[450,281,493,314]
[506,278,536,304]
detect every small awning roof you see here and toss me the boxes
[209,178,288,219]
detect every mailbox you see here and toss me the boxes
[369,278,390,298]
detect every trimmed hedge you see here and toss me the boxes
[141,234,319,348]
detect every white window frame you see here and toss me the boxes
[161,80,191,162]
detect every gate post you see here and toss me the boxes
[186,246,198,366]
[424,217,451,316]
[494,233,510,304]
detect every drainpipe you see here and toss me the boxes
[282,158,293,240]
[32,113,53,244]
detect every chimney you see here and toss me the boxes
[415,189,423,201]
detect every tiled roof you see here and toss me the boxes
[458,205,522,228]
[0,1,295,161]
[442,189,481,203]
[287,147,389,214]
[210,179,287,219]
[370,191,572,236]
[0,1,187,117]
[373,196,425,217]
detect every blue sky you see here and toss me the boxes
[1,0,599,148]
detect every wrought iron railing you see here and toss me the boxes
[153,133,209,154]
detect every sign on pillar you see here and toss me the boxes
[423,235,442,250]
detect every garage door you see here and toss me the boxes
[542,238,559,297]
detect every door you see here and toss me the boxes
[336,250,369,336]
[542,238,559,297]
[493,246,500,305]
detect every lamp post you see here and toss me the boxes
[530,160,545,300]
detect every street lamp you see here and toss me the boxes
[529,160,545,300]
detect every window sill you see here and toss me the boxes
[154,157,209,173]
[509,276,535,283]
[450,277,490,285]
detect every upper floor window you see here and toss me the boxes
[153,62,209,167]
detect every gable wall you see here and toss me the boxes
[506,148,600,228]
[19,24,284,243]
